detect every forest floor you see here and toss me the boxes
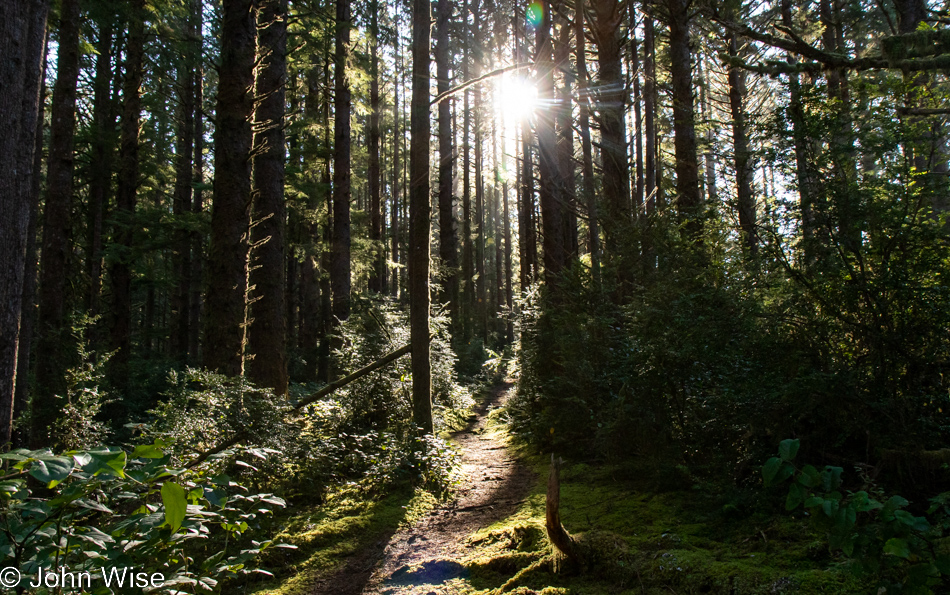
[249,380,870,595]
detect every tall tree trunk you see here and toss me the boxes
[728,32,757,254]
[331,0,352,322]
[171,3,198,361]
[391,21,401,299]
[555,9,577,261]
[591,0,629,255]
[576,0,600,286]
[666,0,701,235]
[461,10,474,339]
[248,0,288,395]
[14,38,48,448]
[642,10,657,272]
[436,0,459,335]
[631,11,644,214]
[473,0,486,340]
[536,0,567,288]
[368,1,384,294]
[34,0,81,444]
[110,0,146,394]
[0,0,49,448]
[410,0,433,434]
[88,14,116,317]
[781,0,816,265]
[521,121,537,287]
[644,11,657,212]
[189,30,205,362]
[205,0,255,376]
[699,55,717,206]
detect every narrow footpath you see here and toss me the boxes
[315,381,535,595]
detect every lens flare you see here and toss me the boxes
[526,2,543,27]
[497,76,538,121]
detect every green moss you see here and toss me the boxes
[446,458,874,594]
[244,486,438,595]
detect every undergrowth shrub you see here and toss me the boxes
[141,298,471,501]
[765,439,950,593]
[0,442,290,594]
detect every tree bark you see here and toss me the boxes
[576,0,600,286]
[14,35,48,448]
[536,0,568,288]
[171,2,199,361]
[189,32,205,363]
[555,9,577,261]
[666,0,702,235]
[248,0,289,395]
[331,0,352,322]
[369,1,384,294]
[591,0,630,254]
[0,0,50,447]
[410,0,433,434]
[728,33,757,254]
[461,6,475,339]
[34,0,81,443]
[88,13,116,317]
[204,0,255,376]
[110,0,146,393]
[391,21,401,299]
[437,0,459,335]
[781,0,817,265]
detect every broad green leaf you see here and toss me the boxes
[762,457,782,486]
[131,443,164,459]
[779,439,800,462]
[820,466,843,492]
[883,537,910,559]
[798,465,820,488]
[83,449,127,478]
[161,481,187,533]
[29,456,74,487]
[786,483,805,511]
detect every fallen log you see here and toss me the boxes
[186,340,419,467]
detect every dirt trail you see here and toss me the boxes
[312,381,534,595]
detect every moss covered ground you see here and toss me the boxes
[242,486,439,595]
[238,395,872,595]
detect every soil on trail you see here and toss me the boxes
[313,381,535,595]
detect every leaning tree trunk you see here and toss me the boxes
[34,0,82,445]
[204,0,255,376]
[248,0,289,395]
[409,0,433,435]
[0,0,50,447]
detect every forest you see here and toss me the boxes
[3,0,950,592]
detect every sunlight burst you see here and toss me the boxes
[496,76,539,122]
